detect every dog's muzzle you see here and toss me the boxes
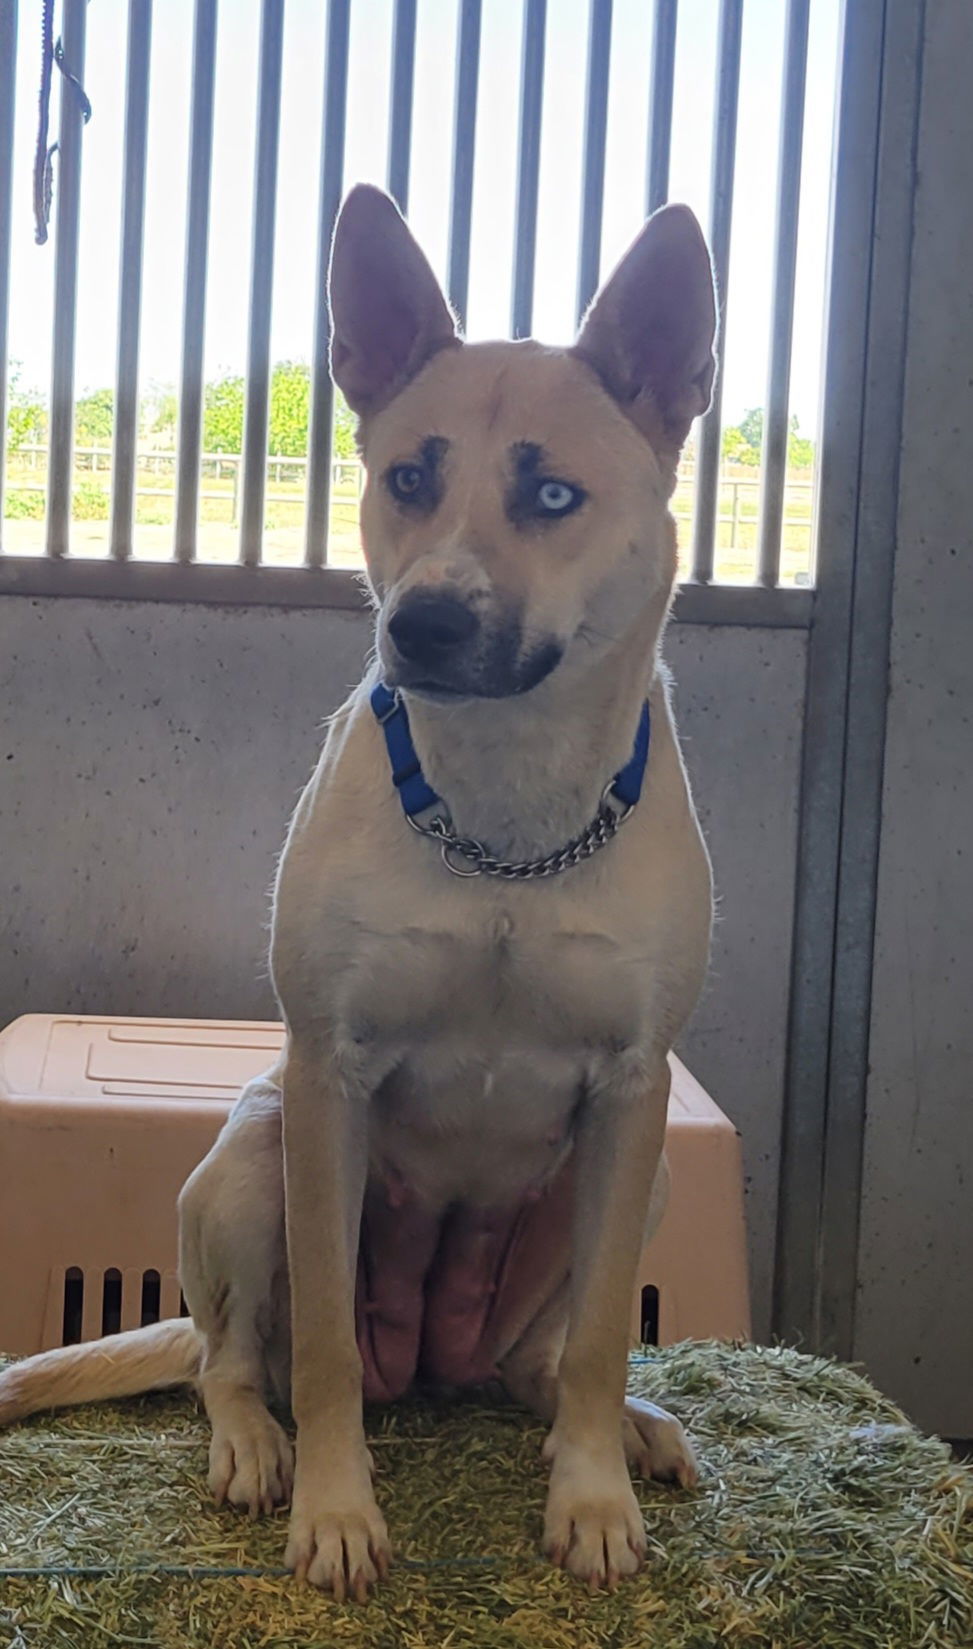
[385,591,562,699]
[388,593,480,669]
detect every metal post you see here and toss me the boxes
[447,0,482,328]
[510,0,546,339]
[689,0,743,585]
[646,0,677,214]
[239,0,285,568]
[387,0,417,212]
[0,0,18,547]
[110,0,153,562]
[46,0,88,558]
[174,0,218,564]
[576,0,613,324]
[756,0,810,588]
[304,0,350,569]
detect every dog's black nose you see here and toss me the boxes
[388,595,479,663]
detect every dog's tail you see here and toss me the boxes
[0,1318,203,1427]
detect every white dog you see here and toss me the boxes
[0,184,717,1601]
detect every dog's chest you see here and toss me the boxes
[344,901,641,1051]
[333,900,645,1206]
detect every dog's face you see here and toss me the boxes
[329,186,716,701]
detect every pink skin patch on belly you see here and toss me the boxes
[355,1160,575,1401]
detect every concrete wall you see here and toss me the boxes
[854,0,973,1437]
[0,595,806,1338]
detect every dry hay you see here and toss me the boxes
[1,1341,971,1648]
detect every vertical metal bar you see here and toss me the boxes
[109,0,153,562]
[510,0,546,339]
[0,0,17,547]
[239,0,285,569]
[646,0,677,214]
[387,0,417,213]
[689,0,743,585]
[773,0,891,1349]
[447,0,481,327]
[173,0,218,565]
[576,0,613,323]
[46,0,88,558]
[304,0,350,569]
[818,0,924,1361]
[756,0,810,588]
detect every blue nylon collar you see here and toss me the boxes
[370,681,651,821]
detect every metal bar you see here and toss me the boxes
[0,0,17,547]
[447,0,481,327]
[773,0,890,1349]
[756,0,810,589]
[173,0,218,564]
[304,0,350,569]
[646,0,677,214]
[239,0,285,569]
[0,553,815,625]
[387,0,417,213]
[0,557,367,608]
[818,0,925,1361]
[689,0,743,585]
[45,0,88,558]
[576,0,613,323]
[670,582,812,627]
[109,0,153,563]
[510,0,546,339]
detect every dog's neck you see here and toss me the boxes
[399,609,665,862]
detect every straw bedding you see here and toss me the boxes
[1,1341,971,1648]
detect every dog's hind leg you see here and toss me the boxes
[179,1074,294,1519]
[496,1155,697,1489]
[498,1280,696,1488]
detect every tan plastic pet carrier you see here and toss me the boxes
[0,1014,751,1356]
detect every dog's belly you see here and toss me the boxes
[353,1038,612,1402]
[354,1046,582,1398]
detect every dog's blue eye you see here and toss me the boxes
[388,464,424,501]
[536,480,582,516]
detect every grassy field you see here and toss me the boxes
[2,458,815,585]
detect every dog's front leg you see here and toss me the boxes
[281,1038,389,1601]
[542,1058,671,1589]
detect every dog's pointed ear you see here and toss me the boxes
[328,184,459,414]
[572,204,716,456]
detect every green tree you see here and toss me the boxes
[721,407,762,466]
[6,363,46,452]
[75,387,114,446]
[266,361,356,459]
[787,424,814,469]
[738,406,763,453]
[200,364,355,460]
[144,384,177,444]
[332,389,357,459]
[268,360,309,456]
[721,426,752,464]
[722,407,815,470]
[203,373,245,453]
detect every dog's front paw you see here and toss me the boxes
[209,1406,294,1519]
[622,1394,698,1487]
[285,1472,391,1601]
[541,1440,647,1589]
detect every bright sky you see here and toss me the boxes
[5,0,841,434]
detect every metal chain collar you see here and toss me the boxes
[406,784,635,880]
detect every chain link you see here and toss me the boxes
[406,784,634,880]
